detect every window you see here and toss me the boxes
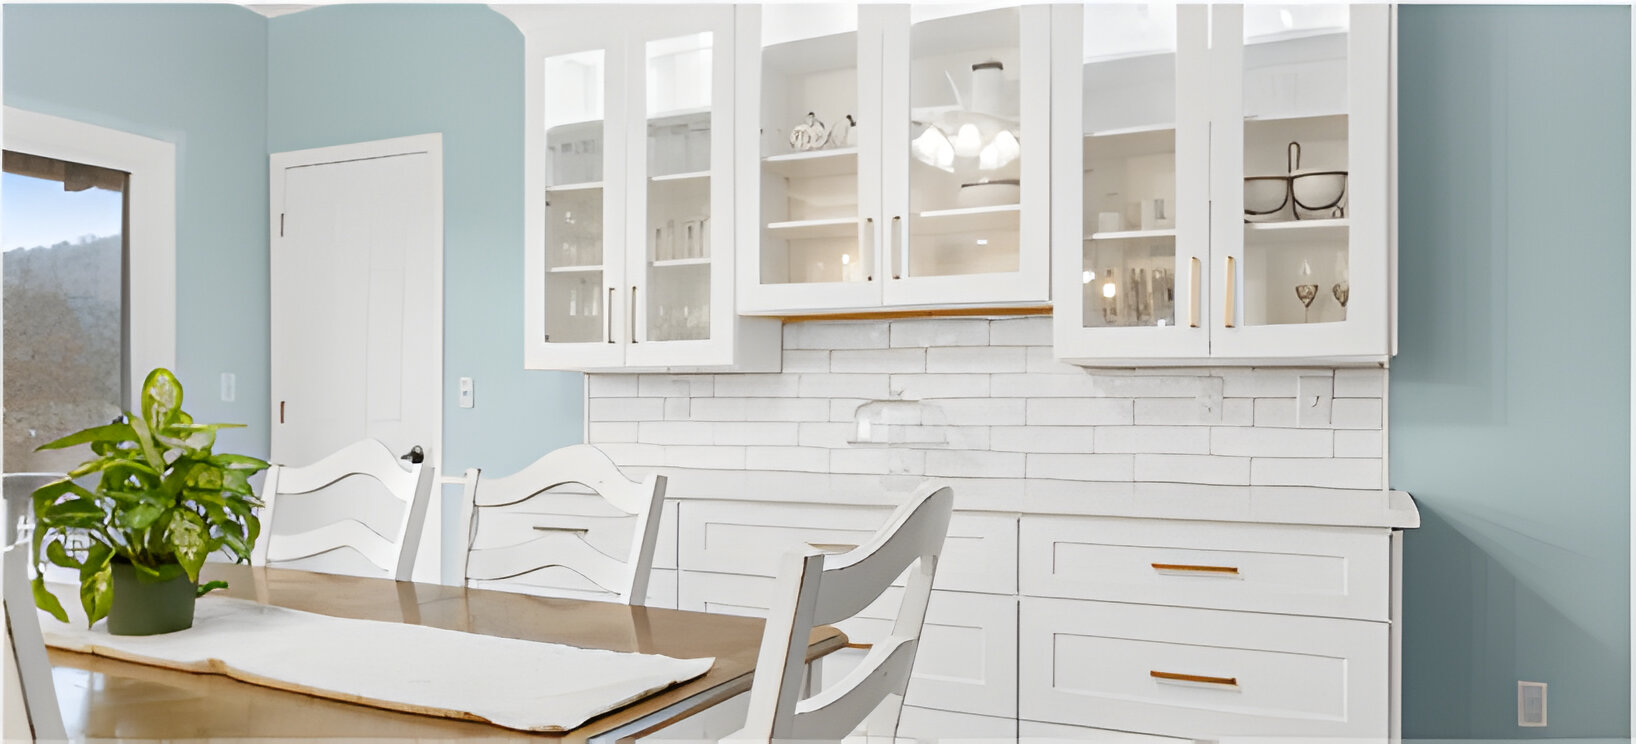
[2,151,129,471]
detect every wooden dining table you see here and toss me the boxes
[46,563,847,742]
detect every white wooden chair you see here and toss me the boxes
[733,482,954,742]
[458,444,667,605]
[4,473,64,546]
[4,502,66,743]
[251,439,436,582]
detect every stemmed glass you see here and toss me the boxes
[1331,250,1350,312]
[1294,258,1319,323]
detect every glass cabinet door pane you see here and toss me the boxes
[1081,4,1178,329]
[906,7,1022,278]
[759,7,865,286]
[1239,5,1351,327]
[645,32,713,342]
[544,49,607,344]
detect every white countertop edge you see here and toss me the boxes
[620,466,1420,530]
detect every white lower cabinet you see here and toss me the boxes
[1019,720,1195,743]
[1019,597,1388,740]
[679,570,1017,718]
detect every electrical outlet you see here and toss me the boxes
[1296,375,1333,428]
[1518,681,1547,727]
[458,377,475,409]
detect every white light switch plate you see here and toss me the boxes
[458,377,475,409]
[1296,375,1333,428]
[220,373,236,403]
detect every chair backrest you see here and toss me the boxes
[736,482,954,742]
[251,439,436,582]
[458,444,666,605]
[3,502,66,742]
[3,473,64,547]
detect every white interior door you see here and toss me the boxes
[269,135,442,582]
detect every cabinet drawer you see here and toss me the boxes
[680,571,1017,718]
[1020,720,1195,743]
[472,493,677,570]
[680,500,1015,594]
[1020,597,1387,740]
[1020,516,1388,620]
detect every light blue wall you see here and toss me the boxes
[3,3,271,458]
[1394,5,1630,740]
[267,4,584,480]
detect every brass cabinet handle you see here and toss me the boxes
[1151,670,1239,687]
[1152,562,1240,575]
[863,217,875,281]
[1223,255,1237,328]
[630,285,639,343]
[1188,257,1201,328]
[890,215,903,280]
[607,287,615,343]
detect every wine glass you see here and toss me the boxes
[1294,258,1318,323]
[1331,249,1350,315]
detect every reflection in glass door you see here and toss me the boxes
[543,49,609,345]
[644,32,713,342]
[904,7,1023,279]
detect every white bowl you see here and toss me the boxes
[1243,177,1289,218]
[1292,171,1347,212]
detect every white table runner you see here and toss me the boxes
[40,589,714,732]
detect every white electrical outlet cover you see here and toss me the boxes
[1518,680,1547,726]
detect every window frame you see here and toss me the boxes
[3,106,177,402]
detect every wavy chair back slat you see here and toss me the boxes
[252,439,435,582]
[3,503,66,742]
[460,444,666,605]
[735,483,954,742]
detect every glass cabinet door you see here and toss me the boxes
[1213,4,1389,359]
[885,4,1049,307]
[539,46,619,355]
[635,30,718,346]
[739,5,882,313]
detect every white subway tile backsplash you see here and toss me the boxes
[785,321,889,350]
[1251,457,1383,490]
[1026,397,1134,426]
[831,348,927,373]
[988,316,1052,346]
[1027,453,1135,481]
[891,318,988,347]
[891,373,990,400]
[926,450,1025,478]
[800,373,891,399]
[1331,398,1384,429]
[927,346,1027,373]
[991,426,1095,453]
[1211,427,1333,458]
[1334,429,1385,458]
[1098,426,1211,455]
[1135,454,1252,486]
[586,319,1384,496]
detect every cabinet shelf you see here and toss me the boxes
[762,148,859,179]
[651,257,711,268]
[766,217,860,240]
[651,170,711,183]
[546,181,605,193]
[547,264,604,274]
[913,204,1021,233]
[1244,218,1349,246]
[649,106,712,124]
[1086,228,1177,241]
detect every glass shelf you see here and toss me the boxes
[1087,228,1177,241]
[545,181,604,193]
[766,217,860,240]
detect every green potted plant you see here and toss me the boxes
[30,368,269,635]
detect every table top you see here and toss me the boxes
[48,564,846,742]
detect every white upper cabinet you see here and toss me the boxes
[509,5,779,372]
[738,4,1053,315]
[1053,3,1393,365]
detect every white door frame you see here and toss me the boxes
[267,133,445,477]
[2,106,178,393]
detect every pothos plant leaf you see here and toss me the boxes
[31,368,270,626]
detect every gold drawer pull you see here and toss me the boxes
[807,542,858,553]
[843,642,874,650]
[1151,562,1239,575]
[1151,670,1239,687]
[532,525,590,535]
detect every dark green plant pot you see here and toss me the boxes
[108,562,196,636]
